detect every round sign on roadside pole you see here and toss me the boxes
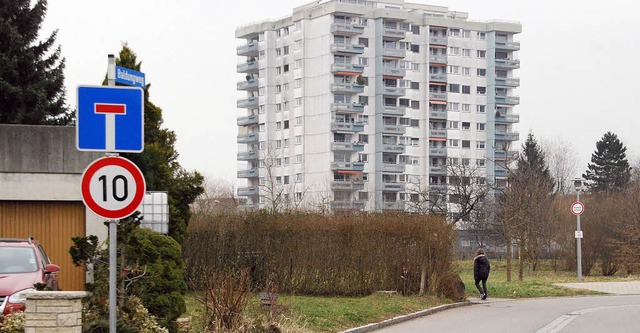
[571,201,584,216]
[81,156,146,220]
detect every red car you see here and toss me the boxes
[0,237,60,319]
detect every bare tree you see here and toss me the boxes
[542,138,579,194]
[191,177,238,216]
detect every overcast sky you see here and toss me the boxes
[41,0,640,182]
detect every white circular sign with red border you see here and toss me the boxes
[81,156,146,220]
[571,201,584,216]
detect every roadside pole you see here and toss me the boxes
[107,54,117,333]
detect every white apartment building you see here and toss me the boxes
[235,0,521,213]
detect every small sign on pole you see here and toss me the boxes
[571,201,584,216]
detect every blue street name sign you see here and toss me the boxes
[77,85,144,152]
[115,66,146,88]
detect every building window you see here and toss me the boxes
[283,64,289,72]
[448,84,460,93]
[462,85,471,94]
[477,123,486,131]
[276,104,282,112]
[410,81,419,90]
[284,175,289,184]
[276,176,282,184]
[462,30,470,38]
[477,32,486,40]
[462,140,470,149]
[259,141,266,150]
[448,139,459,147]
[294,39,303,49]
[462,104,470,112]
[447,102,459,111]
[295,97,302,107]
[276,122,282,130]
[462,48,471,57]
[358,153,368,163]
[358,134,368,143]
[283,46,289,55]
[276,67,282,75]
[477,68,487,77]
[295,136,302,145]
[448,121,459,129]
[276,48,282,57]
[477,158,486,166]
[447,65,460,74]
[259,123,265,132]
[477,105,486,113]
[284,139,289,147]
[461,122,470,130]
[462,158,470,166]
[358,37,369,47]
[477,50,486,58]
[296,173,302,182]
[412,63,420,71]
[411,44,419,53]
[295,154,302,163]
[477,86,486,95]
[477,141,486,149]
[275,85,282,93]
[295,78,302,88]
[462,67,470,76]
[295,192,302,201]
[276,140,282,148]
[448,46,460,56]
[411,119,419,127]
[411,100,420,109]
[295,116,302,126]
[448,28,461,37]
[294,59,302,68]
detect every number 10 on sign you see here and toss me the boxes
[82,156,146,220]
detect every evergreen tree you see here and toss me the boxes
[109,45,204,244]
[0,0,72,124]
[583,131,631,192]
[515,132,554,189]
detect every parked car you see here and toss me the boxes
[0,237,60,320]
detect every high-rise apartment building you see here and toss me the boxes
[235,0,521,213]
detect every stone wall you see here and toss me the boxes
[23,291,87,333]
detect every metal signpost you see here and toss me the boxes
[77,54,145,333]
[572,178,585,282]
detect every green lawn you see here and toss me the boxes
[184,261,640,332]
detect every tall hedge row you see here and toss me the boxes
[183,212,456,296]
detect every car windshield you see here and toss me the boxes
[0,246,38,274]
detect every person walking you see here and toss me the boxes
[473,248,490,300]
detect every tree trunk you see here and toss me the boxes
[506,239,512,282]
[419,264,426,295]
[518,242,524,281]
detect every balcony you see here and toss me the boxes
[495,59,520,69]
[429,183,448,193]
[429,148,447,156]
[237,133,258,143]
[495,95,520,105]
[237,115,258,126]
[429,166,447,174]
[331,180,365,191]
[237,79,258,91]
[494,150,519,160]
[331,63,365,75]
[331,141,365,152]
[331,161,365,171]
[237,186,259,196]
[429,110,447,120]
[429,73,447,82]
[429,92,447,100]
[382,163,406,173]
[237,41,258,56]
[429,55,447,64]
[495,113,520,123]
[238,203,259,212]
[382,125,406,135]
[429,129,447,138]
[429,36,448,45]
[383,86,406,97]
[237,151,258,161]
[382,48,406,59]
[331,43,365,54]
[331,102,365,113]
[382,183,405,192]
[330,22,365,36]
[496,40,520,51]
[382,143,406,154]
[331,83,365,94]
[382,27,406,40]
[495,77,520,88]
[495,131,520,141]
[237,168,258,178]
[237,61,258,73]
[383,67,406,77]
[495,168,509,177]
[331,200,366,210]
[237,96,258,108]
[331,122,365,133]
[382,201,405,211]
[383,106,406,116]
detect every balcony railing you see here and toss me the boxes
[383,106,407,116]
[331,102,365,113]
[494,150,519,160]
[429,73,447,82]
[237,133,258,143]
[237,61,258,73]
[429,55,447,64]
[237,79,258,91]
[237,186,259,196]
[495,113,520,123]
[330,83,365,94]
[429,129,447,138]
[382,163,406,173]
[383,67,406,77]
[382,27,406,40]
[382,48,406,58]
[331,180,365,191]
[237,115,258,126]
[429,36,448,45]
[429,92,447,100]
[495,77,520,87]
[237,151,258,160]
[331,63,365,74]
[429,110,447,120]
[330,122,365,132]
[331,141,365,152]
[383,86,406,96]
[496,40,520,51]
[495,95,520,105]
[382,183,405,191]
[381,143,406,153]
[495,168,509,177]
[237,96,258,108]
[382,125,406,135]
[429,166,447,174]
[331,200,366,210]
[330,22,365,35]
[495,131,520,141]
[495,59,520,69]
[330,161,365,171]
[429,148,447,156]
[237,168,258,178]
[330,43,366,54]
[237,41,258,56]
[382,201,405,210]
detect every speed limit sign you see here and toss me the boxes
[81,156,146,219]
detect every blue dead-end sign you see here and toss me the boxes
[77,85,144,153]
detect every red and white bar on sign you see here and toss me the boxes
[95,103,127,151]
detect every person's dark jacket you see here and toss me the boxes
[474,254,490,280]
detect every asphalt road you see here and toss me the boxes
[373,295,640,333]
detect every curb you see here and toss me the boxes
[339,301,472,333]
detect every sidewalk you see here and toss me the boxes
[555,280,640,295]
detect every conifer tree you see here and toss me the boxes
[0,0,72,124]
[583,131,631,192]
